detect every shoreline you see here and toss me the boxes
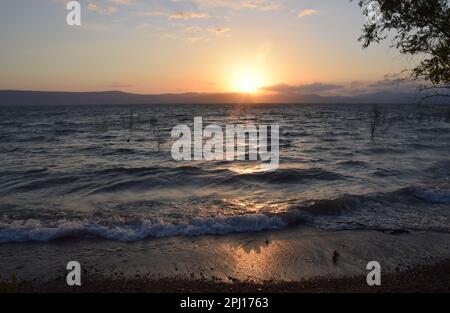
[12,259,450,293]
[2,227,450,293]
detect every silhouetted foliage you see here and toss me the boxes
[356,0,449,85]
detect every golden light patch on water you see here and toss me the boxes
[220,198,264,213]
[228,164,271,175]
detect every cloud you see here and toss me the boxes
[207,27,231,34]
[298,9,318,18]
[262,83,344,95]
[368,73,420,90]
[109,0,132,4]
[183,26,204,33]
[193,0,280,12]
[183,26,231,34]
[135,11,169,17]
[347,75,424,95]
[257,75,429,97]
[368,79,403,88]
[169,12,210,20]
[135,10,210,21]
[87,3,119,15]
[87,3,99,12]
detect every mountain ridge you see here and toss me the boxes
[0,89,430,105]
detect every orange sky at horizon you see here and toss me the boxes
[0,0,420,96]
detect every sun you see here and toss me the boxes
[233,68,262,94]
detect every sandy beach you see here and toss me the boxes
[15,260,450,293]
[2,226,450,293]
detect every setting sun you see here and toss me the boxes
[233,68,263,94]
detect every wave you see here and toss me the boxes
[1,185,449,243]
[233,168,345,184]
[0,214,285,243]
[411,186,450,204]
[0,194,351,243]
[33,167,344,195]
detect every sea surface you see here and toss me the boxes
[0,102,450,243]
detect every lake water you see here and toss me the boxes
[0,102,449,243]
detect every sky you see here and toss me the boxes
[0,0,424,95]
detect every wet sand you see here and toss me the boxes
[2,227,450,292]
[16,260,450,293]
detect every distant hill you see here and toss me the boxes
[0,90,253,106]
[0,90,443,106]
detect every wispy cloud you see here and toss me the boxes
[169,12,210,20]
[109,0,132,4]
[183,26,204,33]
[87,3,119,15]
[135,11,168,17]
[208,27,231,35]
[263,75,425,97]
[262,83,344,94]
[193,0,281,12]
[298,9,318,18]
